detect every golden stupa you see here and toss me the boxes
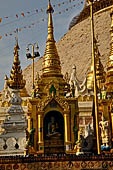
[7,39,26,90]
[42,0,62,77]
[26,0,79,155]
[87,38,105,91]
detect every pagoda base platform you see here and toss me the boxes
[0,154,113,170]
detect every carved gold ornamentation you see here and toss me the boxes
[55,96,70,111]
[7,39,26,89]
[34,72,40,87]
[105,8,113,92]
[28,102,33,113]
[87,38,105,90]
[36,95,69,112]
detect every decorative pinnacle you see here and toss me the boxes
[42,0,62,76]
[7,39,26,90]
[47,0,54,14]
[14,38,20,56]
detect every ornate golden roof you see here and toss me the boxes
[105,8,113,92]
[87,38,105,90]
[42,0,62,78]
[7,39,26,89]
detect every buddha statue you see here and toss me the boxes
[47,117,59,137]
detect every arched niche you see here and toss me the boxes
[43,110,64,153]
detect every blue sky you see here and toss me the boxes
[0,0,84,90]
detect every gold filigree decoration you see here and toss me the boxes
[36,95,69,112]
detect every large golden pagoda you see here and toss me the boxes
[27,0,78,155]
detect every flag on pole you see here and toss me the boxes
[21,13,25,17]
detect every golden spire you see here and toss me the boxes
[87,64,93,90]
[87,38,105,90]
[42,0,62,77]
[94,38,105,89]
[47,0,54,40]
[7,39,26,89]
[105,8,113,92]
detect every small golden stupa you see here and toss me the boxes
[7,39,26,90]
[87,38,105,91]
[42,0,62,77]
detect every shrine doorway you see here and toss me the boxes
[43,111,64,154]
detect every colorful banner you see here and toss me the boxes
[0,0,83,40]
[0,0,81,23]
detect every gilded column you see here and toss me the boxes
[70,104,75,144]
[38,112,44,153]
[89,0,101,154]
[27,115,31,132]
[64,112,71,151]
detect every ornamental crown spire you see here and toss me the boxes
[7,39,26,89]
[42,0,62,77]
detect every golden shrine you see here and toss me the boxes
[26,0,79,154]
[1,1,113,169]
[24,0,113,155]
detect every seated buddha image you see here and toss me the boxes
[47,117,61,137]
